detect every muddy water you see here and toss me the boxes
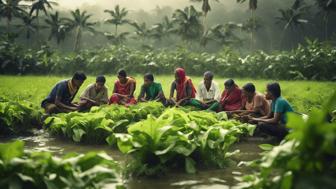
[0,130,272,189]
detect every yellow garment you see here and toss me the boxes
[67,80,78,97]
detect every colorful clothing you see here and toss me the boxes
[271,97,294,124]
[139,82,163,101]
[41,79,78,108]
[109,77,136,105]
[175,68,196,101]
[241,92,270,116]
[80,83,109,105]
[220,85,242,111]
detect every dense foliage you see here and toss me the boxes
[0,141,124,189]
[1,39,335,80]
[0,98,41,135]
[45,102,165,144]
[114,108,255,176]
[235,93,336,189]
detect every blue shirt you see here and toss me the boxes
[271,96,294,124]
[41,80,77,107]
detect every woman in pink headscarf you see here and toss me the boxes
[168,68,197,106]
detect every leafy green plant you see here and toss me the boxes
[45,102,165,144]
[0,99,42,135]
[235,93,336,189]
[0,140,124,189]
[1,37,335,81]
[113,108,255,176]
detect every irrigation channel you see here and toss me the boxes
[0,129,276,189]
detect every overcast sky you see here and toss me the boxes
[55,0,243,12]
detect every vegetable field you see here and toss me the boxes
[0,75,336,188]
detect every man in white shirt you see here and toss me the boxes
[196,71,220,108]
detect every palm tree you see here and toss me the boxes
[201,23,242,47]
[237,0,258,50]
[190,0,218,33]
[129,21,150,40]
[104,5,129,35]
[17,13,38,44]
[0,0,26,33]
[29,0,57,41]
[66,9,96,51]
[276,1,308,31]
[45,11,67,45]
[104,32,129,45]
[172,6,203,43]
[314,0,336,39]
[149,16,174,41]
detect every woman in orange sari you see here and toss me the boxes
[168,68,197,106]
[109,69,137,106]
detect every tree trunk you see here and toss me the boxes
[115,24,118,35]
[324,12,329,40]
[7,18,10,34]
[74,27,82,51]
[250,10,255,51]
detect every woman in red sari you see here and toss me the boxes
[109,69,137,106]
[168,68,197,106]
[220,79,242,111]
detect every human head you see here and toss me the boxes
[224,79,235,91]
[95,75,106,91]
[175,68,186,82]
[203,71,214,86]
[117,69,127,83]
[266,82,281,100]
[242,83,256,98]
[72,72,87,88]
[144,73,154,86]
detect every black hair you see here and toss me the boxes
[243,83,255,93]
[267,82,281,98]
[72,72,87,81]
[144,73,154,81]
[204,71,214,80]
[224,79,235,87]
[96,75,106,83]
[118,69,127,77]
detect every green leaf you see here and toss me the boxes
[185,157,196,174]
[72,128,86,142]
[0,141,24,163]
[259,144,274,151]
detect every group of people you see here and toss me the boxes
[41,68,294,140]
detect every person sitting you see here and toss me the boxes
[167,68,197,107]
[138,73,165,103]
[220,79,242,111]
[41,72,87,114]
[235,83,270,119]
[196,71,220,110]
[251,82,294,140]
[79,75,109,111]
[109,69,137,106]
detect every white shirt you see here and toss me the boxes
[197,81,220,102]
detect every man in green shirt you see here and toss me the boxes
[251,82,294,140]
[138,73,165,103]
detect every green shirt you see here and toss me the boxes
[271,96,294,124]
[139,82,163,100]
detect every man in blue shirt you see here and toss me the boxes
[251,82,293,140]
[41,72,87,114]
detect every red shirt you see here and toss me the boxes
[220,85,242,111]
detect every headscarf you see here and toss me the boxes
[175,68,196,100]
